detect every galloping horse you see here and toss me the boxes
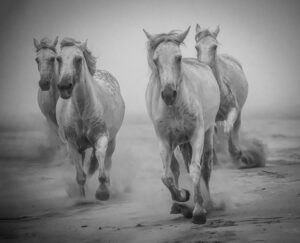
[33,37,60,134]
[144,27,220,224]
[56,38,125,200]
[195,24,264,168]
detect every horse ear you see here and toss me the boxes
[177,26,190,43]
[33,38,40,50]
[143,29,153,41]
[52,36,58,48]
[195,23,201,33]
[81,39,88,49]
[213,25,220,38]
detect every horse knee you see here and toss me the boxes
[161,174,175,187]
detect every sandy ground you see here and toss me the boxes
[0,118,300,242]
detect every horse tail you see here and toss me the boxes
[239,138,266,169]
[88,149,99,176]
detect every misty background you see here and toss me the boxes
[0,0,300,125]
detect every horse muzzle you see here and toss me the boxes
[161,85,177,106]
[57,82,73,99]
[39,79,50,91]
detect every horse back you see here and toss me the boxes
[92,69,125,135]
[217,54,248,109]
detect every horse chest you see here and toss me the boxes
[155,108,196,146]
[64,117,106,152]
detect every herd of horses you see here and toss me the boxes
[33,25,262,224]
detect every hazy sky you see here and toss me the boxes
[0,0,299,120]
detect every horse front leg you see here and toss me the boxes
[159,140,190,203]
[68,145,86,197]
[94,135,116,201]
[189,126,207,224]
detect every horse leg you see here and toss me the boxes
[228,112,244,167]
[179,142,192,172]
[94,135,111,201]
[189,126,208,224]
[224,107,238,134]
[68,145,86,197]
[228,112,263,168]
[170,154,180,187]
[159,140,190,203]
[200,127,214,210]
[87,148,99,176]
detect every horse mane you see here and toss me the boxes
[146,30,184,81]
[36,37,57,53]
[60,37,97,76]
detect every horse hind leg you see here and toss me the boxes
[87,149,99,176]
[200,128,214,210]
[179,142,192,172]
[170,153,180,187]
[228,113,265,169]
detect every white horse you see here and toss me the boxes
[33,37,60,134]
[144,27,220,224]
[195,24,264,168]
[56,38,125,200]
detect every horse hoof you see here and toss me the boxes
[180,189,190,202]
[95,184,110,201]
[192,213,207,224]
[170,203,182,214]
[181,206,193,219]
[173,189,190,202]
[170,203,193,218]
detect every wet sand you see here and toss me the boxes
[0,118,300,242]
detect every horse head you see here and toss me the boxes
[195,24,220,66]
[144,26,190,106]
[56,38,96,99]
[33,36,58,91]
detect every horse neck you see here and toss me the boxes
[210,56,229,99]
[72,63,100,116]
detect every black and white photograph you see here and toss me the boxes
[0,0,300,242]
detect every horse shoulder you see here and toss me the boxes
[182,63,220,130]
